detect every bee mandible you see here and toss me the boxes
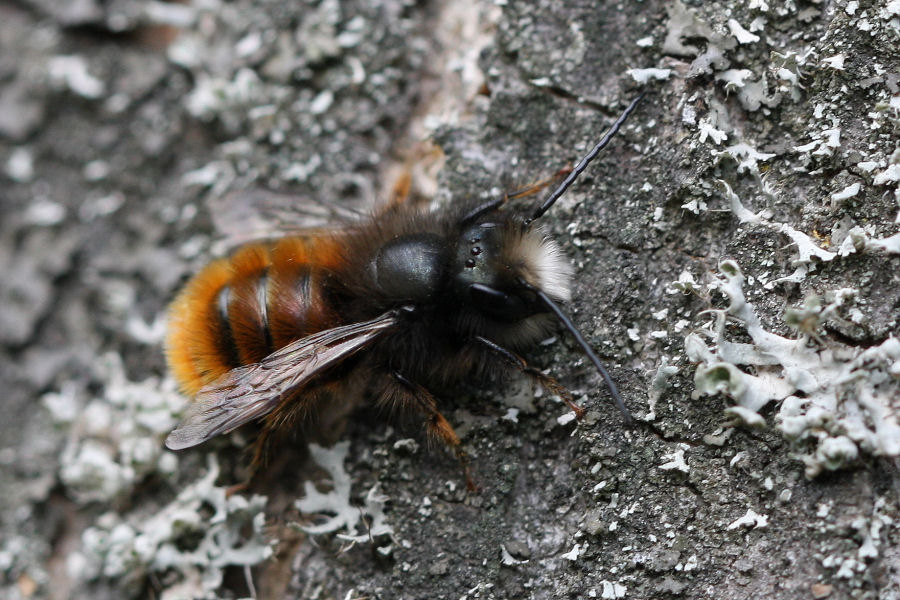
[165,93,644,487]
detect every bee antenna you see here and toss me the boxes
[528,284,633,424]
[524,91,646,226]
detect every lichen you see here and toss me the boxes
[686,262,900,477]
[46,353,183,503]
[294,442,394,545]
[69,456,273,598]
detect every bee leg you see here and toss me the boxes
[225,480,250,498]
[390,372,479,492]
[217,426,275,496]
[387,170,413,208]
[244,397,304,490]
[246,393,307,481]
[249,425,275,476]
[475,336,586,419]
[504,166,574,201]
[460,168,573,225]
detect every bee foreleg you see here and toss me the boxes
[504,167,573,202]
[386,170,413,210]
[460,168,573,225]
[389,371,478,492]
[474,336,585,419]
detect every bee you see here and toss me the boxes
[165,94,643,487]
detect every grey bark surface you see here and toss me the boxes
[1,0,898,599]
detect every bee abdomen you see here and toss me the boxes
[203,243,267,369]
[266,237,340,348]
[166,238,342,396]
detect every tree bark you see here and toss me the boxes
[1,0,898,598]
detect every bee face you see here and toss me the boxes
[455,222,519,317]
[453,219,571,323]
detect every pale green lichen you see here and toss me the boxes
[46,353,184,503]
[295,442,394,545]
[726,508,769,530]
[687,262,900,477]
[41,352,275,598]
[69,456,273,598]
[645,358,679,421]
[718,180,900,290]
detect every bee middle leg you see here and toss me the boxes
[388,371,478,492]
[475,336,585,418]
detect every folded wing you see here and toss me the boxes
[166,309,400,450]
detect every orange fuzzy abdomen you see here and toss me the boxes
[166,235,346,396]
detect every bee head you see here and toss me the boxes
[451,91,645,328]
[447,92,644,422]
[454,219,572,324]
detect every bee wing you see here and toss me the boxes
[209,188,369,249]
[165,310,400,450]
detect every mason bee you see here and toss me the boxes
[165,94,643,487]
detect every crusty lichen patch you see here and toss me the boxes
[294,442,394,548]
[70,456,273,599]
[646,0,900,484]
[44,353,182,503]
[39,353,275,598]
[686,261,900,477]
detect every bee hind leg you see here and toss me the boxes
[389,372,479,492]
[475,336,585,419]
[214,425,276,497]
[243,391,315,491]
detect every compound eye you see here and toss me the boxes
[468,283,533,322]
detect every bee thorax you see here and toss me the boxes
[369,233,446,301]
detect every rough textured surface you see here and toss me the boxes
[1,0,899,599]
